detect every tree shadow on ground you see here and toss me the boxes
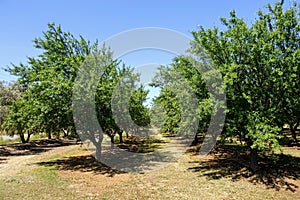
[116,135,168,153]
[36,155,125,177]
[187,144,300,192]
[36,136,183,175]
[0,139,77,157]
[0,157,6,164]
[279,133,300,147]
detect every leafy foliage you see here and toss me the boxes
[0,81,22,132]
[192,1,300,168]
[4,23,98,141]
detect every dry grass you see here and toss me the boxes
[0,138,299,200]
[50,146,299,200]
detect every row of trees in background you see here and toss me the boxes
[150,56,213,145]
[0,23,151,144]
[0,82,22,132]
[151,1,299,169]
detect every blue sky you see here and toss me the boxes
[0,0,282,82]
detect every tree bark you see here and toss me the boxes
[95,144,101,160]
[291,128,297,142]
[62,129,69,137]
[118,131,123,143]
[25,130,32,143]
[19,132,26,143]
[191,133,198,146]
[110,135,115,144]
[95,136,103,161]
[290,122,299,142]
[47,130,51,139]
[250,148,258,170]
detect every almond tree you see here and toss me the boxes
[4,23,97,141]
[192,1,299,169]
[0,81,22,133]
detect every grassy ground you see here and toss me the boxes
[0,134,47,145]
[0,136,21,145]
[0,137,299,200]
[115,134,170,153]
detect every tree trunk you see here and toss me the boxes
[118,131,123,143]
[110,135,115,144]
[25,130,32,143]
[191,133,198,146]
[47,130,51,139]
[19,132,26,143]
[291,128,297,142]
[250,148,258,170]
[95,136,103,161]
[290,122,299,142]
[63,129,68,137]
[110,132,115,149]
[95,144,101,160]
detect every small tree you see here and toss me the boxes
[129,86,151,128]
[0,81,22,133]
[3,99,40,143]
[151,56,215,144]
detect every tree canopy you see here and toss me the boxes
[191,1,300,168]
[3,23,150,149]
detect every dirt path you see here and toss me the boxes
[0,143,80,178]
